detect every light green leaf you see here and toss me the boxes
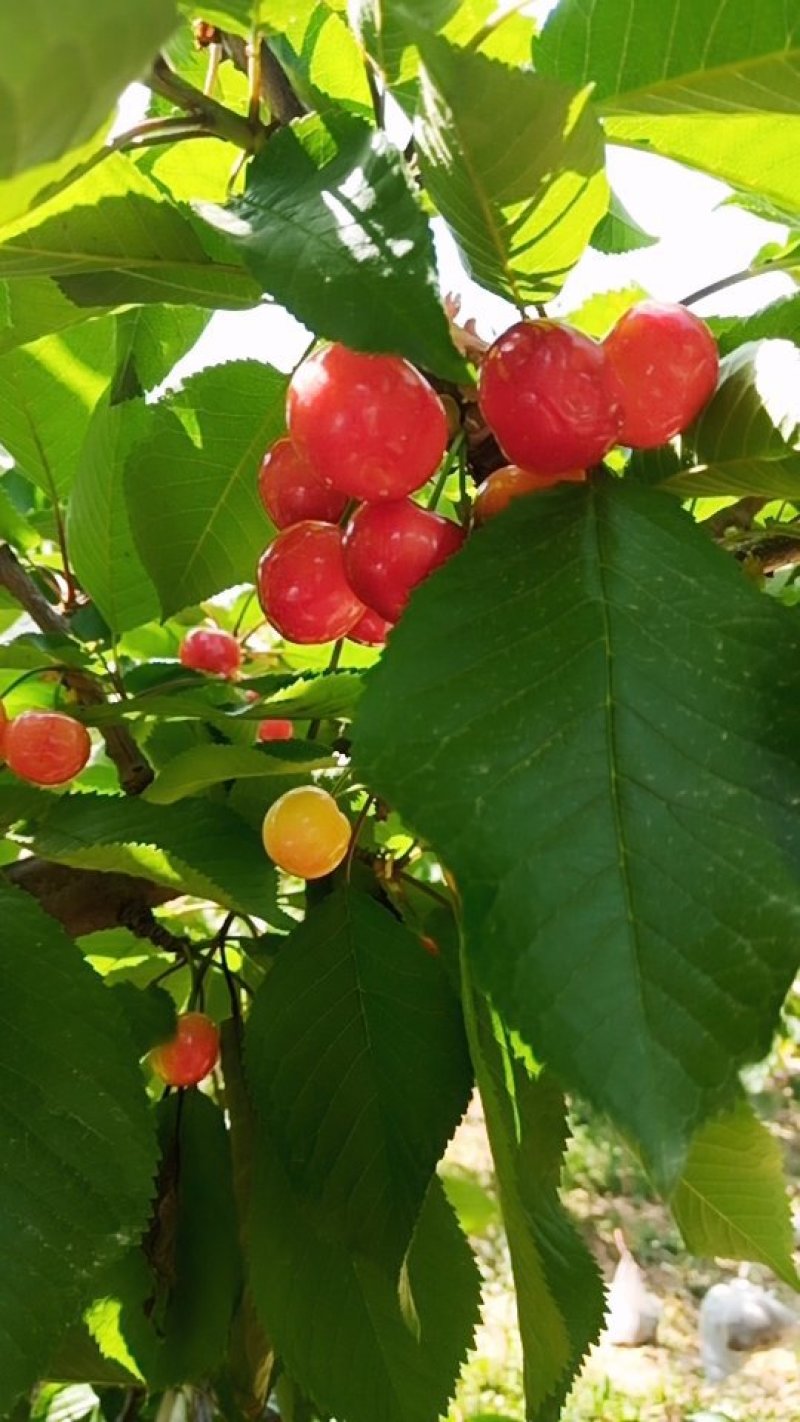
[68,400,160,632]
[0,321,116,498]
[125,361,286,617]
[112,306,210,399]
[0,280,110,358]
[263,1,373,117]
[0,881,157,1413]
[414,38,608,305]
[664,340,800,497]
[0,155,261,310]
[672,1098,799,1287]
[563,285,647,339]
[21,791,280,921]
[466,973,605,1422]
[0,1,177,181]
[354,482,800,1185]
[591,190,656,254]
[145,741,336,805]
[537,0,800,213]
[201,114,465,379]
[246,889,472,1267]
[254,669,364,720]
[709,293,800,356]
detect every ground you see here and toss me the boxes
[444,1033,799,1422]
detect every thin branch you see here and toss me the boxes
[681,257,799,308]
[0,543,153,795]
[5,858,176,937]
[146,55,272,152]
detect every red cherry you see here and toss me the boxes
[478,320,625,474]
[4,710,91,787]
[149,1012,220,1088]
[348,606,394,647]
[343,499,465,624]
[258,718,294,742]
[257,521,365,644]
[604,300,719,448]
[475,464,586,523]
[258,437,349,528]
[180,627,242,678]
[286,344,448,501]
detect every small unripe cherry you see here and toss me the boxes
[180,626,242,679]
[5,710,91,787]
[348,606,394,647]
[604,300,719,448]
[257,521,365,644]
[258,718,294,742]
[343,499,465,624]
[258,437,349,528]
[149,1012,220,1088]
[263,785,350,880]
[287,344,448,501]
[478,320,624,473]
[475,464,586,523]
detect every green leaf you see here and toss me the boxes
[112,306,210,400]
[663,340,800,498]
[107,983,177,1058]
[22,792,280,921]
[465,976,605,1422]
[0,156,261,310]
[0,1,177,182]
[246,888,472,1267]
[672,1098,799,1287]
[563,285,648,340]
[353,482,800,1184]
[591,190,656,254]
[145,741,336,805]
[413,38,608,305]
[0,320,117,499]
[201,114,465,380]
[67,400,160,633]
[263,1,373,117]
[246,1133,480,1422]
[88,1093,240,1388]
[125,360,286,617]
[537,0,800,214]
[252,669,364,721]
[709,293,800,356]
[0,881,157,1413]
[0,280,111,358]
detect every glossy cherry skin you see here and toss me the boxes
[180,626,242,679]
[257,521,365,644]
[5,711,91,787]
[347,606,394,647]
[150,1012,220,1088]
[475,464,586,523]
[263,785,350,879]
[287,344,448,501]
[343,499,465,624]
[258,718,294,742]
[258,437,349,528]
[478,320,625,473]
[604,300,719,448]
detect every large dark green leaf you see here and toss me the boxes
[19,791,280,921]
[201,113,465,379]
[537,0,800,213]
[0,1,177,188]
[672,1098,799,1287]
[664,340,800,498]
[0,320,117,498]
[125,360,286,617]
[246,889,472,1267]
[0,882,157,1413]
[67,400,160,632]
[87,1093,240,1388]
[0,156,260,310]
[354,481,800,1185]
[413,38,608,305]
[245,1054,480,1422]
[464,967,605,1422]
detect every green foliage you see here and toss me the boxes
[1,4,799,1419]
[0,883,157,1412]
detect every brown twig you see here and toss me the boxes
[5,858,176,936]
[146,55,273,151]
[0,543,153,795]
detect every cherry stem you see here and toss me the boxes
[680,257,799,308]
[396,869,452,909]
[427,431,466,511]
[307,639,345,740]
[345,796,375,881]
